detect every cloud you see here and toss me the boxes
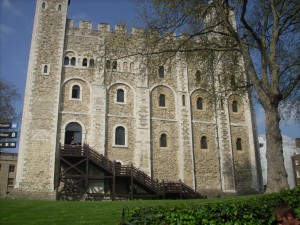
[1,0,22,16]
[1,0,12,9]
[0,24,15,35]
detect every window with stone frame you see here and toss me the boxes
[236,138,242,150]
[42,2,46,9]
[159,94,166,107]
[130,62,134,72]
[82,58,88,67]
[116,89,124,103]
[123,62,128,72]
[159,66,164,78]
[195,70,201,82]
[8,178,14,186]
[115,126,125,145]
[72,85,80,99]
[232,100,238,112]
[160,133,167,147]
[112,60,117,70]
[201,136,208,149]
[9,165,15,173]
[64,56,70,65]
[89,59,94,67]
[43,65,48,74]
[197,97,203,110]
[71,57,76,66]
[58,4,62,10]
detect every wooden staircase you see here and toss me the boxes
[57,144,203,200]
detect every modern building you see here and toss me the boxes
[0,152,18,197]
[258,135,300,189]
[12,0,262,200]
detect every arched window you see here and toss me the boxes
[197,97,203,110]
[159,66,164,78]
[71,57,76,66]
[236,138,242,150]
[112,60,117,70]
[106,60,111,69]
[123,62,128,72]
[43,65,48,74]
[89,59,94,67]
[195,70,201,82]
[130,62,134,72]
[201,136,208,149]
[58,4,62,10]
[72,85,80,99]
[160,133,167,147]
[117,89,124,103]
[115,126,125,145]
[64,56,69,65]
[82,58,87,67]
[232,100,238,112]
[42,2,46,9]
[159,94,165,107]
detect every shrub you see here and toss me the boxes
[121,187,300,225]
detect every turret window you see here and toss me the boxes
[42,64,50,75]
[58,4,62,10]
[42,2,46,9]
[236,138,242,150]
[160,133,167,147]
[201,136,208,149]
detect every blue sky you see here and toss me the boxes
[0,0,299,151]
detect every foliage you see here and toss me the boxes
[0,80,21,123]
[122,187,300,224]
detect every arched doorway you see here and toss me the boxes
[64,122,82,145]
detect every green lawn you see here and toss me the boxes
[0,196,260,225]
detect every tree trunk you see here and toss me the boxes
[265,104,289,193]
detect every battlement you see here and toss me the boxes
[67,19,136,33]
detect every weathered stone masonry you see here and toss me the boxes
[13,0,262,199]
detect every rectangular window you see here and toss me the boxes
[9,165,15,173]
[297,170,300,178]
[295,159,299,166]
[8,178,14,186]
[182,95,185,106]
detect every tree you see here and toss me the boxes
[0,80,21,123]
[132,0,300,193]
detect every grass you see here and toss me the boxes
[0,195,262,225]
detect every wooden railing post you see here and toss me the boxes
[130,164,133,200]
[112,161,116,201]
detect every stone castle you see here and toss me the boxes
[13,0,262,199]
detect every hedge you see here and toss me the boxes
[121,187,300,225]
